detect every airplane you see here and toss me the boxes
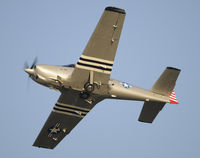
[24,6,181,149]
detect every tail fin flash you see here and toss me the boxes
[169,91,179,104]
[138,67,181,123]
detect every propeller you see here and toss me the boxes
[24,57,38,70]
[30,57,38,69]
[24,61,29,69]
[24,57,38,77]
[24,57,38,90]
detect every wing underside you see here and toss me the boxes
[33,111,82,149]
[33,89,103,149]
[33,6,125,149]
[71,7,126,89]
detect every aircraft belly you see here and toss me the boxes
[108,80,169,102]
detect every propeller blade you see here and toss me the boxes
[30,57,38,69]
[24,61,29,69]
[24,57,38,78]
[26,75,31,91]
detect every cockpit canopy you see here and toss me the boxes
[62,64,75,68]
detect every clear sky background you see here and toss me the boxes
[0,0,200,157]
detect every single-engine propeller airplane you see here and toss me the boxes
[24,6,181,149]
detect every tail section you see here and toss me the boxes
[138,101,166,123]
[151,67,181,97]
[169,91,179,104]
[138,67,181,123]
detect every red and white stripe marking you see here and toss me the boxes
[169,91,179,104]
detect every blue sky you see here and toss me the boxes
[1,0,200,157]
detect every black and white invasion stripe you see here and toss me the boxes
[76,55,113,74]
[53,102,90,118]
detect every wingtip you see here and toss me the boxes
[138,119,153,123]
[167,67,181,72]
[33,144,54,149]
[105,6,126,14]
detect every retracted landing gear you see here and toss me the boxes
[80,82,95,99]
[80,91,90,99]
[84,82,95,92]
[80,71,99,99]
[80,71,95,99]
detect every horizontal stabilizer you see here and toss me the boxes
[138,101,166,123]
[151,67,181,96]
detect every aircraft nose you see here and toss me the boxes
[24,68,34,75]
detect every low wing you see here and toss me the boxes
[71,7,126,90]
[33,89,103,149]
[138,101,166,123]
